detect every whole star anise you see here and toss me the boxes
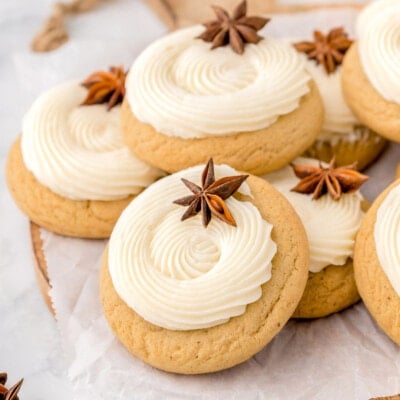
[197,0,270,55]
[294,27,353,74]
[81,65,126,110]
[173,159,248,227]
[290,158,369,201]
[0,373,23,400]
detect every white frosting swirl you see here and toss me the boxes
[374,183,400,296]
[126,25,311,138]
[264,158,364,273]
[304,61,358,138]
[357,0,400,104]
[108,164,277,330]
[21,81,164,201]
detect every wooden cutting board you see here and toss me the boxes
[31,222,54,314]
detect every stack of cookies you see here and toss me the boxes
[6,0,400,374]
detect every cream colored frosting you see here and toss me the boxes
[21,81,164,201]
[374,184,400,296]
[304,61,358,139]
[126,25,311,138]
[108,164,277,331]
[264,158,364,273]
[357,0,400,104]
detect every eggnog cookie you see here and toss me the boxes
[264,158,369,318]
[6,67,164,238]
[354,179,400,345]
[100,160,309,374]
[342,0,400,142]
[122,2,323,175]
[294,28,386,170]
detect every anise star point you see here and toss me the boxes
[294,27,353,74]
[173,158,248,227]
[0,373,23,400]
[81,65,127,111]
[290,157,369,201]
[197,0,270,55]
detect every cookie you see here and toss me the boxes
[122,82,322,175]
[100,162,309,374]
[292,258,359,319]
[293,28,386,170]
[7,138,133,238]
[264,158,368,318]
[354,179,400,345]
[122,17,323,175]
[341,0,400,142]
[6,70,164,238]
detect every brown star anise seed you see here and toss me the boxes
[197,0,270,55]
[291,158,369,200]
[4,379,23,400]
[173,158,248,227]
[0,373,23,400]
[294,27,353,74]
[81,65,126,110]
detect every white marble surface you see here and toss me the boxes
[0,0,396,399]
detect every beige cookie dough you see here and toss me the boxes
[354,180,400,345]
[122,81,323,175]
[293,259,359,319]
[304,127,387,171]
[293,200,369,319]
[6,137,134,239]
[100,175,310,374]
[342,44,400,142]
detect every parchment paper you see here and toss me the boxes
[17,7,400,400]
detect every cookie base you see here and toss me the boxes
[342,44,400,142]
[354,180,400,345]
[122,81,323,175]
[100,175,310,374]
[293,200,369,318]
[6,138,134,239]
[293,259,359,319]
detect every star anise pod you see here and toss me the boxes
[81,65,126,110]
[0,373,23,400]
[290,158,369,201]
[197,0,270,55]
[294,27,353,74]
[173,158,248,227]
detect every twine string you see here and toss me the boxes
[31,0,103,52]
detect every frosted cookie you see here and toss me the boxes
[6,67,164,238]
[342,0,400,142]
[100,159,309,374]
[122,1,324,175]
[354,179,400,345]
[264,157,369,318]
[294,28,387,170]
